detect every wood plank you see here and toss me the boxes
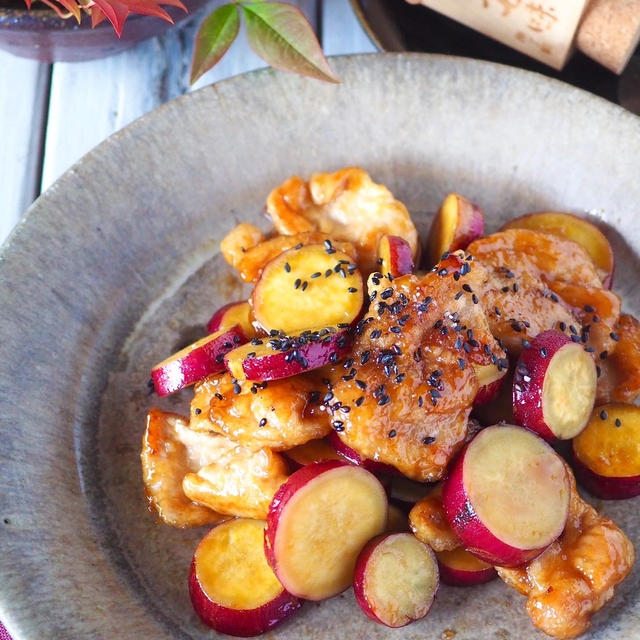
[321,0,377,55]
[40,23,192,190]
[0,53,50,244]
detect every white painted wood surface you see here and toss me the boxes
[0,0,371,245]
[0,53,50,242]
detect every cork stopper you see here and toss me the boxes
[577,0,640,74]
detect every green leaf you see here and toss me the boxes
[241,2,339,83]
[191,3,240,84]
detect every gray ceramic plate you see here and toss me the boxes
[1,54,640,640]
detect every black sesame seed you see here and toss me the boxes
[600,410,608,420]
[472,294,479,304]
[380,288,393,300]
[294,243,303,250]
[422,436,436,445]
[540,347,548,358]
[437,268,448,276]
[284,262,291,273]
[550,293,559,303]
[355,396,365,407]
[378,395,391,406]
[462,284,472,293]
[301,281,308,291]
[454,291,463,300]
[233,383,241,394]
[311,271,321,279]
[600,351,609,359]
[522,339,531,349]
[194,408,202,415]
[584,347,595,353]
[294,278,301,289]
[348,287,358,293]
[513,283,519,293]
[329,352,339,364]
[610,332,620,341]
[615,418,622,427]
[453,272,460,281]
[571,334,581,343]
[324,239,333,250]
[418,396,423,407]
[332,421,344,431]
[584,305,596,313]
[388,429,397,438]
[501,286,510,293]
[215,392,223,400]
[559,322,566,331]
[361,351,371,365]
[371,329,382,339]
[570,325,578,335]
[458,358,465,371]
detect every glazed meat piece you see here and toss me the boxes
[409,484,460,552]
[221,229,359,283]
[328,253,507,481]
[497,467,635,639]
[547,281,621,357]
[468,229,601,288]
[478,266,577,355]
[468,229,617,357]
[220,222,266,271]
[141,409,232,528]
[597,313,640,404]
[266,167,418,273]
[182,445,288,520]
[191,372,331,451]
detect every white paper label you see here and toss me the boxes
[414,0,590,69]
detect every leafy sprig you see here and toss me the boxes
[191,1,338,84]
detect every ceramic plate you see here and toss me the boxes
[1,54,639,640]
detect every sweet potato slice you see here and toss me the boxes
[426,193,484,266]
[572,403,640,499]
[252,244,364,334]
[224,230,359,283]
[266,168,418,273]
[141,409,231,528]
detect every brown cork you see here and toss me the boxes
[577,0,640,74]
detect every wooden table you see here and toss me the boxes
[0,0,376,245]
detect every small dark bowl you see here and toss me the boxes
[0,0,210,62]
